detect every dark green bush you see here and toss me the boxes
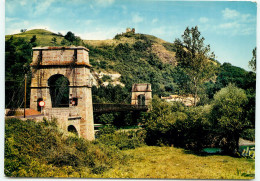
[5,118,125,177]
[96,126,146,150]
[240,129,255,142]
[142,96,211,151]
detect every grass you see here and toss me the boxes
[5,29,64,46]
[89,146,254,179]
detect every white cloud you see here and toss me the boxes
[5,20,30,35]
[199,17,209,23]
[219,22,240,29]
[121,5,127,15]
[78,27,124,40]
[152,18,158,24]
[217,8,256,36]
[95,0,115,7]
[33,0,55,15]
[222,8,240,19]
[132,13,144,24]
[83,20,93,26]
[5,17,18,22]
[150,26,166,35]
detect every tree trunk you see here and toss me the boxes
[234,132,240,155]
[194,79,197,106]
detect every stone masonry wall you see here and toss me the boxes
[30,47,94,140]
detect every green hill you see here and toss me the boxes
[5,29,181,96]
[5,29,65,46]
[5,28,255,108]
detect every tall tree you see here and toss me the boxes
[211,84,248,155]
[5,37,32,108]
[174,26,217,106]
[249,47,256,72]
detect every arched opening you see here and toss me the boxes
[137,94,145,106]
[68,125,78,136]
[37,98,43,112]
[48,74,70,107]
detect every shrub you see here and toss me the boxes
[143,96,187,146]
[96,126,146,150]
[4,118,125,177]
[142,96,212,150]
[240,129,255,142]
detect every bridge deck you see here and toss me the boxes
[93,103,148,113]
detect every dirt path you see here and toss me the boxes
[239,138,255,146]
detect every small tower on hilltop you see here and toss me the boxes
[126,27,135,34]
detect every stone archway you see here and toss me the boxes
[137,94,145,106]
[68,125,78,135]
[48,74,70,107]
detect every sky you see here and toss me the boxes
[4,0,257,71]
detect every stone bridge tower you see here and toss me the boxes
[30,46,94,140]
[131,83,152,106]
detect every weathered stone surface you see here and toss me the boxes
[30,46,95,141]
[131,83,152,106]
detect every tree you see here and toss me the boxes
[30,35,37,43]
[20,29,27,33]
[143,96,187,145]
[249,47,256,72]
[51,37,57,45]
[211,84,248,155]
[5,37,32,108]
[174,26,217,106]
[30,35,37,47]
[64,31,76,42]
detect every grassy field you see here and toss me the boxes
[89,146,254,179]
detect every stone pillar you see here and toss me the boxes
[30,46,95,141]
[131,83,152,106]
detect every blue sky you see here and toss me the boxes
[5,0,257,71]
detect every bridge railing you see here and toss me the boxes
[93,103,148,113]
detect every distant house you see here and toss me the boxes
[161,95,199,106]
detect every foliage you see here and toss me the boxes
[96,126,146,150]
[64,31,76,42]
[95,113,115,125]
[92,84,129,104]
[94,111,140,128]
[20,29,27,33]
[30,35,37,47]
[101,75,112,82]
[5,36,33,108]
[204,63,256,127]
[5,118,126,177]
[248,47,256,72]
[142,96,212,150]
[241,146,255,159]
[51,37,57,45]
[210,84,248,155]
[174,26,218,105]
[240,129,255,142]
[86,33,179,97]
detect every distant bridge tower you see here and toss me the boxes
[131,83,152,106]
[30,46,95,140]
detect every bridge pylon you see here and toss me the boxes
[30,46,95,141]
[131,83,152,106]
